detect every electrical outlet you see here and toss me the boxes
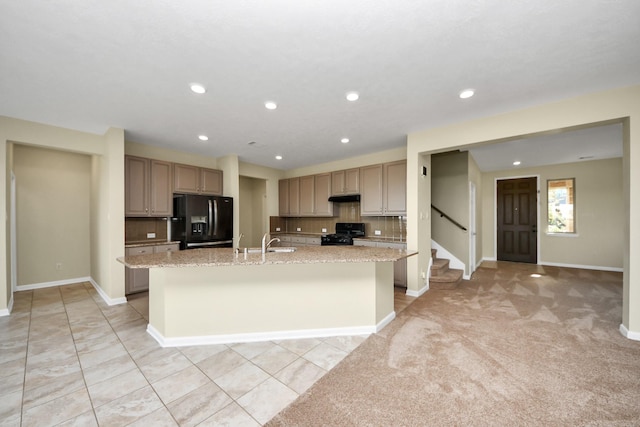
[56,263,62,270]
[147,232,156,239]
[296,227,302,232]
[374,230,381,235]
[322,228,327,233]
[276,227,281,232]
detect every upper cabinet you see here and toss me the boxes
[278,174,333,217]
[383,160,407,215]
[173,163,223,195]
[125,156,172,217]
[313,173,333,216]
[360,160,406,216]
[331,168,359,195]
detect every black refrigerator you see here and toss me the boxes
[171,194,233,250]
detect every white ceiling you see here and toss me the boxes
[1,1,639,170]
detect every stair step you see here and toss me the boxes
[430,268,464,290]
[430,258,450,276]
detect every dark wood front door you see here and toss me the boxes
[497,177,537,263]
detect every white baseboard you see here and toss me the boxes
[540,261,623,272]
[15,276,94,291]
[88,278,127,306]
[0,295,12,317]
[13,276,126,307]
[619,324,640,341]
[147,315,395,347]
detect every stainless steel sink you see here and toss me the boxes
[235,246,296,254]
[268,247,296,253]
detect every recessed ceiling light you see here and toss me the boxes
[346,92,359,101]
[275,155,283,160]
[190,84,206,94]
[265,101,277,110]
[513,161,521,166]
[459,89,474,99]
[341,138,349,144]
[198,135,209,141]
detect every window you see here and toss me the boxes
[547,178,575,233]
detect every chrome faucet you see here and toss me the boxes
[236,233,244,248]
[261,233,280,253]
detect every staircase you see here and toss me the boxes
[429,249,463,290]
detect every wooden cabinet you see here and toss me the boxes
[279,178,300,217]
[383,160,407,215]
[278,179,290,216]
[360,160,406,216]
[173,163,223,195]
[299,175,315,216]
[353,240,407,287]
[279,175,333,217]
[331,168,359,195]
[314,173,333,216]
[125,156,172,217]
[360,164,384,215]
[125,243,179,294]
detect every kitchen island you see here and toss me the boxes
[118,245,417,347]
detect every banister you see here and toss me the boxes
[431,204,467,232]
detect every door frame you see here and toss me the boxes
[493,174,541,264]
[469,181,477,275]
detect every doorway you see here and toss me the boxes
[496,177,538,263]
[239,176,267,247]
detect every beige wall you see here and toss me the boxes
[285,147,407,178]
[431,151,469,269]
[407,84,640,337]
[481,158,623,269]
[13,145,91,285]
[0,116,125,310]
[239,176,267,247]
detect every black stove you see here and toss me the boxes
[321,223,365,246]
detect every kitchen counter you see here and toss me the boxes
[118,246,417,347]
[118,245,415,268]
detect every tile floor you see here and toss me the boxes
[0,282,414,426]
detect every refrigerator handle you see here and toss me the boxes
[213,199,219,237]
[208,199,213,237]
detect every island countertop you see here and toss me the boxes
[118,245,417,269]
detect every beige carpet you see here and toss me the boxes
[267,262,640,426]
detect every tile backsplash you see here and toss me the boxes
[125,217,168,242]
[270,202,407,241]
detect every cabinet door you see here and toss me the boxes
[360,164,383,215]
[289,178,300,216]
[173,163,200,193]
[331,170,345,195]
[278,179,290,216]
[299,175,315,216]
[149,160,172,216]
[200,168,223,195]
[383,160,406,215]
[153,243,180,253]
[344,168,360,194]
[125,156,149,216]
[314,173,333,216]
[394,258,407,287]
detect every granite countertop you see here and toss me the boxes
[118,245,417,269]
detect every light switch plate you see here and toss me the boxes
[296,227,302,232]
[147,233,156,239]
[276,227,281,232]
[374,230,381,235]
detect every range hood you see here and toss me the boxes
[328,194,361,203]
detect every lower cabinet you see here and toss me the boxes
[353,240,407,287]
[125,243,180,295]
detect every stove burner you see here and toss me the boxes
[321,223,365,246]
